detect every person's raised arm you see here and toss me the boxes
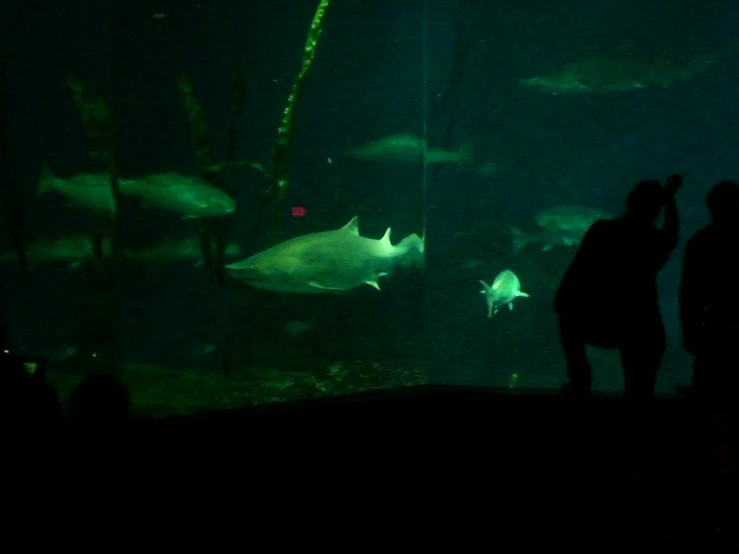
[655,174,681,270]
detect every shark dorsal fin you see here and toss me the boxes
[380,227,392,244]
[340,216,360,235]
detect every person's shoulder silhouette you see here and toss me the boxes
[680,180,739,358]
[555,176,681,322]
[69,373,131,433]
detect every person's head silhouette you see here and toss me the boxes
[706,180,739,231]
[625,180,665,223]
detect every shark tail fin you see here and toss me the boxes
[38,162,56,196]
[395,232,425,270]
[510,226,529,255]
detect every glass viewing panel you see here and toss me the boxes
[0,0,733,416]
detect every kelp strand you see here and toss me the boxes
[266,0,331,198]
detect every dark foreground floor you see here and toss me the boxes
[19,387,739,550]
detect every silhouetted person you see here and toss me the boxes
[1,309,61,441]
[69,374,131,435]
[554,175,681,401]
[679,180,739,481]
[1,354,61,445]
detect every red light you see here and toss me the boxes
[292,206,307,217]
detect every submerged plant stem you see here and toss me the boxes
[267,0,331,199]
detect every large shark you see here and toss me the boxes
[225,216,424,293]
[520,49,723,94]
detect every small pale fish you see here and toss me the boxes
[37,164,137,215]
[225,216,424,294]
[511,205,613,254]
[347,133,473,165]
[479,269,529,317]
[127,172,236,218]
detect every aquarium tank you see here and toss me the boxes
[0,0,734,417]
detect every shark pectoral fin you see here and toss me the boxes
[194,260,205,268]
[365,280,381,291]
[541,244,552,252]
[517,291,530,298]
[68,261,82,270]
[307,280,344,292]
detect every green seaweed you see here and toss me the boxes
[65,77,110,162]
[178,75,238,286]
[62,76,124,376]
[243,0,332,255]
[178,76,213,171]
[266,0,331,199]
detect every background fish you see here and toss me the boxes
[282,320,314,336]
[0,235,111,269]
[0,235,241,271]
[511,205,613,253]
[127,172,236,218]
[125,237,241,268]
[347,133,473,165]
[38,165,137,215]
[520,49,723,94]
